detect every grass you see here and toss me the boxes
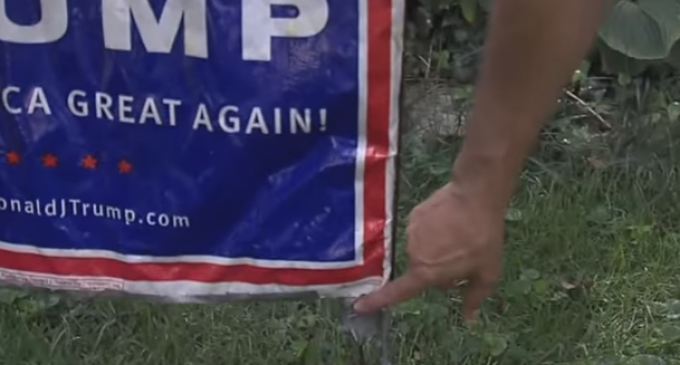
[1,134,680,365]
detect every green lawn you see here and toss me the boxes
[1,135,680,365]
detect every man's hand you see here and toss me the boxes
[353,182,505,323]
[353,0,608,321]
[352,0,609,321]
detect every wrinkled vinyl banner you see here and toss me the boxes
[0,0,403,301]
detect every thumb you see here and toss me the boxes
[353,271,426,314]
[461,277,494,324]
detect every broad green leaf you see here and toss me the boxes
[437,50,450,70]
[532,280,550,297]
[291,339,310,359]
[453,85,474,101]
[506,279,532,296]
[626,355,666,365]
[520,269,541,281]
[650,299,680,319]
[654,324,680,342]
[638,0,680,42]
[483,333,508,357]
[665,40,680,68]
[598,41,651,76]
[599,0,680,60]
[459,0,478,25]
[592,355,626,365]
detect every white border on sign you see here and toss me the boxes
[383,0,405,286]
[0,267,384,299]
[0,240,353,269]
[353,0,369,266]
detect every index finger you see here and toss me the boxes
[352,270,426,314]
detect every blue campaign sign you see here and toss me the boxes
[0,0,403,299]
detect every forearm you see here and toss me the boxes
[452,0,610,212]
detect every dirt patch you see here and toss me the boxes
[401,81,470,138]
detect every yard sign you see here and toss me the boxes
[0,0,403,300]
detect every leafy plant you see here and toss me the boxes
[408,0,680,78]
[600,0,680,60]
[598,0,680,75]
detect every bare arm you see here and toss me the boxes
[353,0,614,316]
[453,0,611,212]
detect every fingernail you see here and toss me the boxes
[352,299,367,313]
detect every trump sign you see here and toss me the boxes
[0,0,403,300]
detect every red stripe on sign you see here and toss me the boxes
[362,0,393,277]
[0,248,378,285]
[0,0,395,286]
